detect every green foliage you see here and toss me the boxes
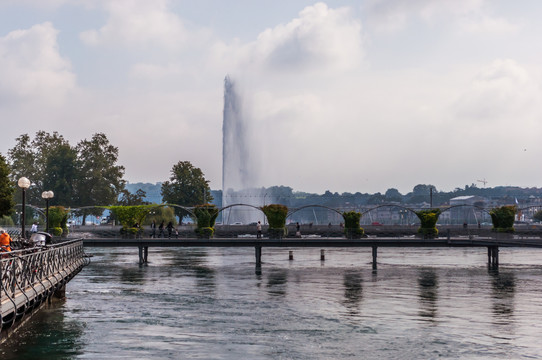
[342,211,364,238]
[118,188,149,206]
[489,205,516,232]
[261,204,288,229]
[76,133,126,213]
[195,227,215,238]
[108,205,151,229]
[415,209,441,237]
[0,154,14,217]
[49,206,69,228]
[161,161,213,218]
[143,206,176,226]
[0,215,14,226]
[51,227,63,236]
[193,204,219,228]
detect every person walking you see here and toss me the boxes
[296,222,301,238]
[150,220,156,238]
[256,221,262,239]
[159,221,165,238]
[166,222,174,238]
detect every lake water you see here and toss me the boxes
[2,246,542,359]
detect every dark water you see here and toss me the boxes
[2,246,542,359]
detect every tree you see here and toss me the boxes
[118,189,149,206]
[0,154,14,217]
[75,133,126,223]
[161,161,212,218]
[533,210,542,222]
[8,131,70,205]
[42,143,78,206]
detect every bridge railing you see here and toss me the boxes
[1,239,88,318]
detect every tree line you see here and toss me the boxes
[0,131,212,224]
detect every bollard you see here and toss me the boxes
[320,249,325,261]
[289,250,293,260]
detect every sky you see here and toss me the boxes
[1,0,542,195]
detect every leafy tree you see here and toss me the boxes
[118,189,149,206]
[42,143,78,206]
[161,161,212,218]
[0,154,14,217]
[75,133,126,223]
[384,188,402,202]
[8,131,70,205]
[533,210,542,222]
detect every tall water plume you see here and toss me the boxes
[222,76,265,224]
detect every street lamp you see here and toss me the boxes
[18,177,31,238]
[42,191,54,233]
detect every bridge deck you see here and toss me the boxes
[82,236,542,248]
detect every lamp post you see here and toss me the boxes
[42,191,54,233]
[18,177,31,238]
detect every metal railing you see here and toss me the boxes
[1,239,89,331]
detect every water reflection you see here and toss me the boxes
[342,271,363,316]
[417,268,438,321]
[489,270,516,321]
[169,249,216,292]
[266,269,288,297]
[0,302,85,360]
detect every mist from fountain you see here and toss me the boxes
[222,76,268,224]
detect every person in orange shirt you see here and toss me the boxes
[0,229,12,252]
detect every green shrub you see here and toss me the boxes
[415,209,441,238]
[489,205,516,233]
[51,227,63,236]
[261,204,288,238]
[0,215,14,226]
[342,211,364,238]
[49,206,69,235]
[195,227,214,238]
[109,205,151,229]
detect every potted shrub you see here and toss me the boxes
[193,204,219,238]
[489,205,516,233]
[342,211,364,239]
[261,204,288,239]
[415,209,441,239]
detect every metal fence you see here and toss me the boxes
[1,239,89,332]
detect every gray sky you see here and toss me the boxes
[1,0,541,194]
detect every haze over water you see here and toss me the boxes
[2,246,542,359]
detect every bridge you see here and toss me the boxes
[0,239,89,344]
[81,233,542,270]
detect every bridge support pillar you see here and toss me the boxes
[372,246,378,270]
[487,246,499,268]
[255,246,262,268]
[138,246,149,265]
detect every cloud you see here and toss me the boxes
[364,0,518,33]
[240,2,363,74]
[457,15,520,34]
[0,22,75,106]
[453,59,541,121]
[80,0,186,50]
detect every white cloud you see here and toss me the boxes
[241,2,363,74]
[364,0,517,33]
[80,0,186,50]
[453,59,541,121]
[458,15,520,34]
[0,22,75,105]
